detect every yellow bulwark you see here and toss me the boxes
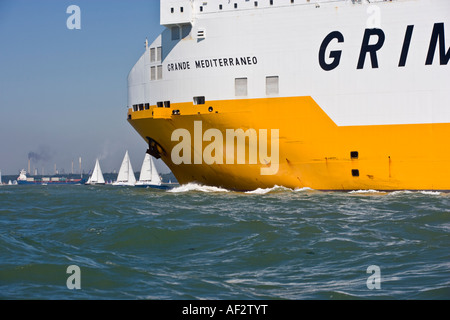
[128,96,450,191]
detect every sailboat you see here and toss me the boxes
[0,170,3,186]
[113,151,136,186]
[85,159,105,185]
[135,153,171,190]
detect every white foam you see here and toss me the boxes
[388,190,441,196]
[350,190,443,196]
[388,190,415,196]
[170,184,315,194]
[419,191,441,196]
[168,183,230,193]
[245,188,273,194]
[348,189,382,194]
[294,187,314,192]
[245,185,297,194]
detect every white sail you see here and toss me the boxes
[113,151,136,186]
[0,170,2,185]
[87,159,105,185]
[138,153,152,182]
[137,153,162,186]
[150,156,161,184]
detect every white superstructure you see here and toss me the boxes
[129,0,449,126]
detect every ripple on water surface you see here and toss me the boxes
[0,185,448,299]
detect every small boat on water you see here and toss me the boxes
[16,169,86,185]
[113,151,136,186]
[85,159,105,185]
[135,153,172,190]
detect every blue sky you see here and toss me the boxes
[0,0,167,175]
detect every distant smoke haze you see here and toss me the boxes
[28,146,52,163]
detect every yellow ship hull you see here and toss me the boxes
[128,96,450,191]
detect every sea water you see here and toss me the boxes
[0,184,449,300]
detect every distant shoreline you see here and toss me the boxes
[1,172,178,184]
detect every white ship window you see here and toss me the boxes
[151,66,156,80]
[171,8,174,13]
[254,1,258,7]
[200,6,203,12]
[235,78,248,96]
[157,47,162,61]
[157,65,163,79]
[219,4,223,10]
[270,0,273,5]
[234,3,238,9]
[150,48,155,62]
[171,26,180,40]
[180,7,184,13]
[194,96,205,105]
[266,76,279,95]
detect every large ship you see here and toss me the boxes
[17,170,86,185]
[127,0,450,191]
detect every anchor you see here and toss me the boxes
[146,137,166,159]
